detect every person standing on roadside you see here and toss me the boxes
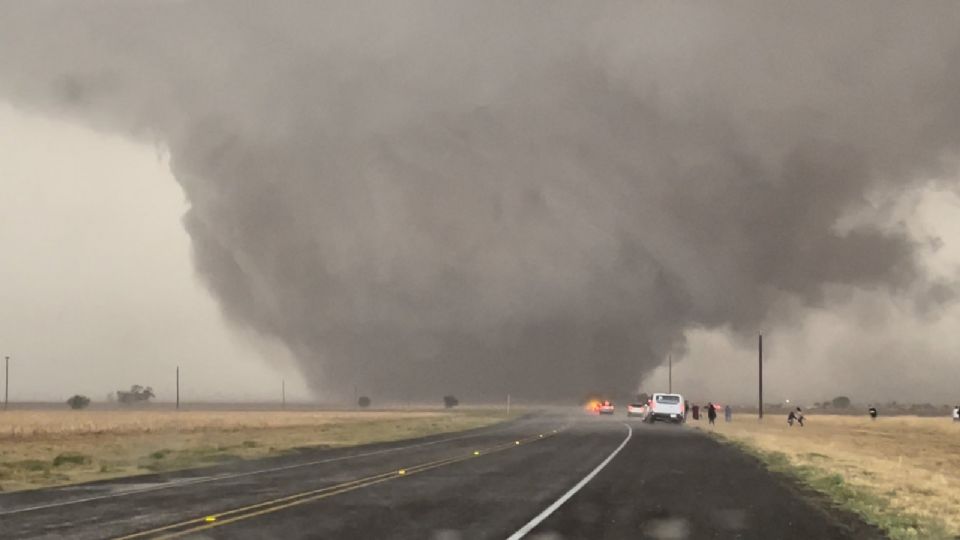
[684,400,691,421]
[692,404,700,421]
[724,404,732,422]
[707,402,717,425]
[953,405,959,422]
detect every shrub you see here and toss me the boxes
[66,395,91,410]
[443,395,459,409]
[53,452,91,467]
[117,385,155,404]
[150,449,172,460]
[831,396,851,409]
[357,396,371,408]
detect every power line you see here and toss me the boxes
[758,334,764,420]
[3,356,8,411]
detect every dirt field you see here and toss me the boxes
[696,414,960,538]
[0,409,515,492]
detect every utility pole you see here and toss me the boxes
[758,334,764,420]
[282,379,286,410]
[4,356,8,411]
[175,366,180,410]
[668,355,672,394]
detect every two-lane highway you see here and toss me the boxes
[0,413,881,539]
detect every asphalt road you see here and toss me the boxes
[0,412,883,539]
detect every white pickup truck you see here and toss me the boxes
[644,393,685,424]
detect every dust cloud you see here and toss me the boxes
[1,2,958,401]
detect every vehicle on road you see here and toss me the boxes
[644,393,685,424]
[597,400,615,415]
[626,402,646,417]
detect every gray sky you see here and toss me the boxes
[0,103,308,402]
[1,1,959,404]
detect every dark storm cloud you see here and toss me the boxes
[1,1,958,400]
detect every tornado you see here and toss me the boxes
[1,1,958,400]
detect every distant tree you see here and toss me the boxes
[117,385,155,405]
[831,396,851,409]
[443,395,459,409]
[637,392,650,404]
[358,396,371,408]
[66,395,91,410]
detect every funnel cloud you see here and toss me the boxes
[1,2,958,401]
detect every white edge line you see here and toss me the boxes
[0,421,519,516]
[505,422,633,540]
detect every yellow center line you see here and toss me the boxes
[114,429,563,540]
[157,453,479,539]
[156,437,551,539]
[113,455,463,540]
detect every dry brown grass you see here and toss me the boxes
[0,409,461,437]
[695,414,960,537]
[0,409,514,492]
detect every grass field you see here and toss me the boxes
[0,409,516,492]
[695,414,960,539]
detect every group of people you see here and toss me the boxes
[677,402,960,424]
[685,401,732,425]
[786,404,960,425]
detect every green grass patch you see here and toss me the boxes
[199,453,241,464]
[139,446,243,472]
[714,434,951,540]
[3,459,51,472]
[53,452,91,467]
[149,449,172,460]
